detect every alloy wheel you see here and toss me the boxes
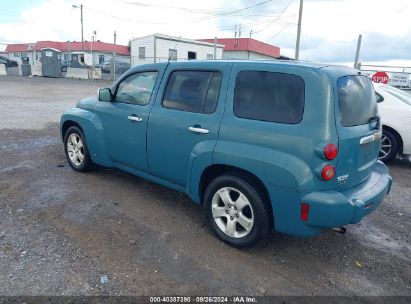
[66,133,85,166]
[211,187,254,238]
[379,134,392,159]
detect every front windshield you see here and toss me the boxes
[381,85,411,106]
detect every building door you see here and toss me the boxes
[99,55,104,64]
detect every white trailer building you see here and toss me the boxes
[130,34,224,67]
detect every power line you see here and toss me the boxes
[117,0,274,22]
[252,0,294,35]
[120,0,273,15]
[86,0,277,26]
[217,16,294,32]
[266,18,296,42]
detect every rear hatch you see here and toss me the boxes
[335,75,380,190]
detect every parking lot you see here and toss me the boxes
[0,76,410,296]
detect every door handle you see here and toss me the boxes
[188,126,209,134]
[128,115,142,122]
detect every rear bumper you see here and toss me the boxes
[302,161,392,229]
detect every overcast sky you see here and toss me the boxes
[0,0,410,66]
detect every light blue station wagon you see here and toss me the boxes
[61,60,392,247]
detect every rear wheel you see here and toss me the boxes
[379,129,398,162]
[203,174,271,248]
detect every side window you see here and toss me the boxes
[162,70,221,114]
[115,71,158,106]
[233,71,305,124]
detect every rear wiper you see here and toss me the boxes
[368,116,380,131]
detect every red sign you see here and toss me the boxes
[372,71,389,84]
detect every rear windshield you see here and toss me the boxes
[337,76,377,127]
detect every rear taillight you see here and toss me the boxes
[321,164,336,181]
[324,144,338,160]
[301,203,310,222]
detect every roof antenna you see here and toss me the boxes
[168,36,182,62]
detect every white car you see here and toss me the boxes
[373,82,411,161]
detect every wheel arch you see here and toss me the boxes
[199,164,273,225]
[61,120,84,141]
[382,125,403,154]
[60,108,112,166]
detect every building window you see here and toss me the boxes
[169,49,177,61]
[139,47,145,59]
[21,52,27,58]
[187,51,196,60]
[207,54,214,60]
[63,54,69,61]
[14,53,20,57]
[99,55,104,64]
[233,71,305,124]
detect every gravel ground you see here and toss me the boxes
[0,76,410,297]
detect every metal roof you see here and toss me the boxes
[5,41,130,56]
[199,38,280,58]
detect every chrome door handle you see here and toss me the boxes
[128,115,142,122]
[188,126,209,134]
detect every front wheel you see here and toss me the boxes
[64,126,92,172]
[203,174,271,248]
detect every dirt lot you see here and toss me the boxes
[0,76,410,297]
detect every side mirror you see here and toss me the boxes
[98,88,112,102]
[376,93,384,103]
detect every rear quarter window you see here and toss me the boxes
[337,76,378,127]
[233,71,305,124]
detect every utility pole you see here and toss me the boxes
[67,40,71,67]
[91,35,94,66]
[80,4,84,50]
[213,37,217,60]
[354,34,362,69]
[295,0,303,60]
[113,30,117,81]
[72,4,84,50]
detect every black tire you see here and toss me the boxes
[64,126,92,172]
[379,129,398,162]
[203,174,272,248]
